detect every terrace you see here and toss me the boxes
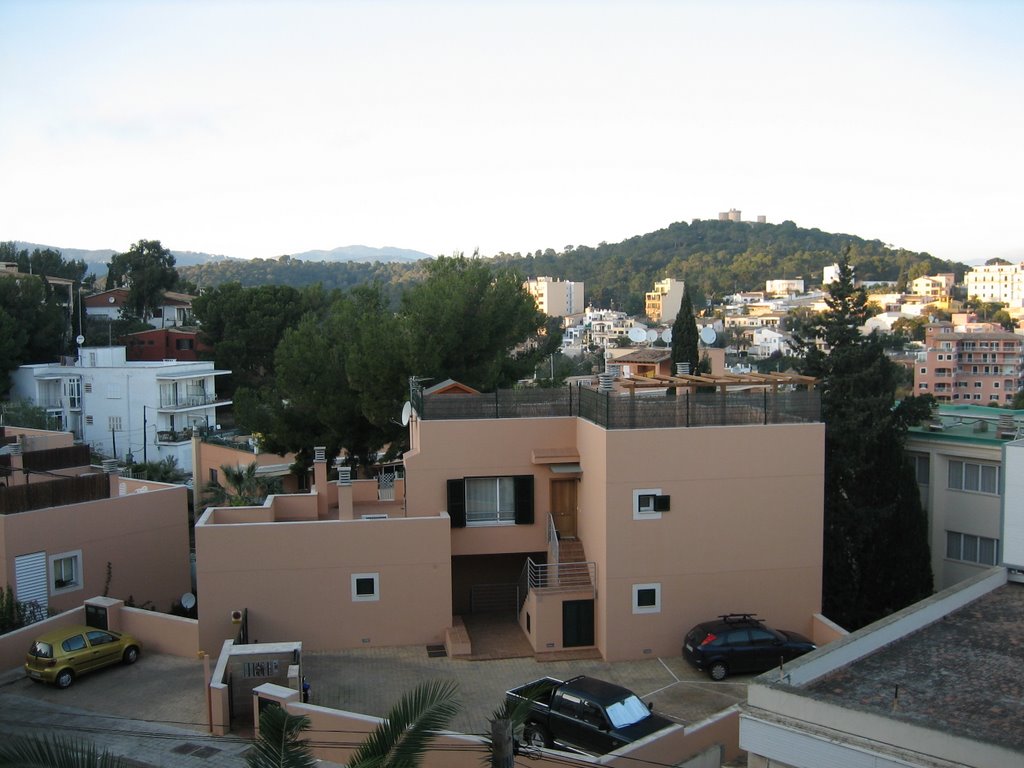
[416,374,820,429]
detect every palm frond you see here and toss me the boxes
[246,704,317,768]
[0,734,129,768]
[348,680,460,768]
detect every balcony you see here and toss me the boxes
[158,394,231,412]
[156,428,194,444]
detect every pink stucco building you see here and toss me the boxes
[915,321,1024,404]
[195,376,826,661]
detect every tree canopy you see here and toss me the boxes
[798,253,934,629]
[105,239,180,320]
[670,285,699,373]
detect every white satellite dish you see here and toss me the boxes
[699,326,718,345]
[400,401,414,426]
[627,327,647,343]
[646,329,658,342]
[661,329,672,343]
[75,335,85,345]
[180,592,196,610]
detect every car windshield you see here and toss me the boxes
[606,694,650,729]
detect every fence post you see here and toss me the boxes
[764,388,768,425]
[495,390,499,419]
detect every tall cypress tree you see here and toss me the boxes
[670,285,699,373]
[800,253,933,629]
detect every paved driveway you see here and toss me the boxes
[1,645,753,762]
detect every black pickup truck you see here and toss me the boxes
[506,675,674,755]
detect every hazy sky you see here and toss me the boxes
[2,0,1021,264]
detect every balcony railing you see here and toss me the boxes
[524,558,596,593]
[159,394,224,409]
[418,384,820,430]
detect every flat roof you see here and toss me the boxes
[802,582,1024,752]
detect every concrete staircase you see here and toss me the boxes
[554,538,594,590]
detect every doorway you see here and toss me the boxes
[562,599,595,647]
[550,478,577,539]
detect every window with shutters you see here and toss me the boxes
[446,475,534,528]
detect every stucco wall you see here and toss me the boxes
[0,485,191,615]
[578,419,824,661]
[196,513,453,654]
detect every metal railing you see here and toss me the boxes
[159,393,221,409]
[547,514,559,566]
[419,384,820,430]
[524,558,596,594]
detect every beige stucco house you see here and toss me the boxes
[0,426,191,617]
[196,375,827,661]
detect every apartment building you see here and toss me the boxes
[9,346,231,466]
[0,426,191,617]
[644,278,686,323]
[195,375,826,662]
[965,261,1024,307]
[524,276,585,317]
[911,272,955,300]
[765,278,805,297]
[915,321,1024,404]
[905,404,1022,590]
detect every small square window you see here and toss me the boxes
[632,583,661,614]
[50,551,82,593]
[633,489,667,520]
[351,573,380,602]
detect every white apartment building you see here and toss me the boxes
[965,262,1024,307]
[10,346,231,469]
[765,278,805,297]
[524,276,585,317]
[645,278,686,323]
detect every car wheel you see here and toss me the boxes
[55,669,74,689]
[123,646,140,664]
[709,662,728,681]
[522,723,550,749]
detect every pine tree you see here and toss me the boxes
[800,251,934,629]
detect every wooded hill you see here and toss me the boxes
[178,219,967,314]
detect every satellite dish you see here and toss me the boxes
[75,335,85,345]
[400,401,413,426]
[180,592,196,610]
[627,327,647,343]
[699,326,718,345]
[661,329,672,343]
[646,330,658,342]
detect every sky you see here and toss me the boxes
[1,0,1022,265]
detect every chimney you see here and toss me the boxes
[335,458,353,520]
[313,447,329,518]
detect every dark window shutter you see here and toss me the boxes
[654,494,670,512]
[514,475,534,525]
[447,479,466,528]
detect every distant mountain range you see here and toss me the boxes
[12,242,432,277]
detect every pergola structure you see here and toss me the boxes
[616,371,818,395]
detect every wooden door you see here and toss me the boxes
[550,478,577,538]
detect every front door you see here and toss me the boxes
[550,478,577,538]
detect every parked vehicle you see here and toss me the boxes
[506,675,673,754]
[683,613,815,680]
[24,625,141,689]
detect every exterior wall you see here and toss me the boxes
[0,483,190,615]
[1003,440,1024,571]
[404,416,577,556]
[580,419,824,661]
[0,426,75,451]
[195,512,453,655]
[525,276,584,317]
[645,278,685,323]
[0,606,85,672]
[906,428,1006,590]
[122,328,205,362]
[192,437,301,497]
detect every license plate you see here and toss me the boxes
[28,671,41,680]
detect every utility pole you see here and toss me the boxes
[142,406,148,464]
